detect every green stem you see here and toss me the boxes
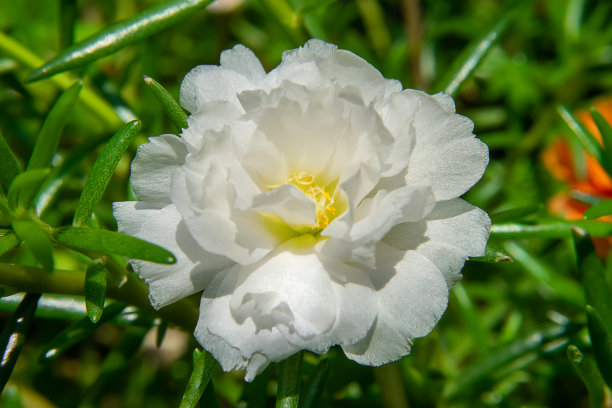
[0,32,123,129]
[374,363,409,408]
[276,352,303,408]
[0,262,198,331]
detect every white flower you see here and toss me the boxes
[113,40,490,380]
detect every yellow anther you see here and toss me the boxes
[287,172,336,232]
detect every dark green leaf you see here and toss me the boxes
[490,205,541,222]
[591,107,612,166]
[585,305,612,390]
[566,345,605,408]
[469,246,513,263]
[80,326,149,405]
[0,293,41,392]
[443,324,571,399]
[156,320,168,348]
[179,348,217,408]
[144,76,188,130]
[300,359,330,408]
[54,226,176,264]
[0,230,20,257]
[575,233,612,335]
[436,14,512,96]
[27,0,215,82]
[11,220,54,272]
[59,0,77,48]
[558,105,612,176]
[84,260,107,323]
[40,301,126,362]
[27,81,82,170]
[73,120,141,226]
[0,131,21,189]
[583,199,612,220]
[7,169,50,211]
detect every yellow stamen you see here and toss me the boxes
[286,171,336,232]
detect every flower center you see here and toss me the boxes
[287,172,336,232]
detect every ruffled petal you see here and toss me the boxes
[130,134,187,208]
[402,90,489,200]
[250,184,316,229]
[342,245,448,365]
[383,198,491,287]
[113,202,234,309]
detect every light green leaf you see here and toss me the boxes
[179,348,217,408]
[84,260,107,324]
[558,105,612,176]
[583,199,612,220]
[7,168,50,211]
[437,14,513,96]
[54,226,176,264]
[27,0,215,82]
[0,130,21,189]
[27,81,83,170]
[11,220,54,272]
[40,301,126,362]
[585,305,612,390]
[443,324,570,399]
[143,76,188,130]
[73,120,141,226]
[0,293,40,391]
[0,230,20,257]
[469,246,513,263]
[590,107,612,166]
[566,344,605,408]
[490,223,573,238]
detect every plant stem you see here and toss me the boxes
[276,351,303,408]
[0,262,198,331]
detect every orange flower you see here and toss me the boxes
[542,98,612,257]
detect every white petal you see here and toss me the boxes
[433,92,456,113]
[383,198,491,287]
[342,245,448,365]
[322,182,435,267]
[404,90,488,200]
[112,201,234,309]
[130,134,187,208]
[220,44,266,81]
[250,184,316,229]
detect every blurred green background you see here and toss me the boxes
[2,0,612,407]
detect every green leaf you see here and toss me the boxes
[179,348,217,408]
[11,220,54,273]
[452,282,489,353]
[436,13,512,96]
[143,76,188,130]
[73,120,141,226]
[59,0,77,48]
[40,301,126,362]
[80,326,149,405]
[490,205,541,222]
[583,199,612,220]
[7,168,50,211]
[0,293,40,391]
[575,234,612,334]
[566,344,605,408]
[156,320,168,348]
[0,130,21,189]
[585,305,612,390]
[490,223,573,238]
[54,226,176,264]
[558,105,612,176]
[27,81,83,170]
[0,230,20,257]
[590,107,612,165]
[469,246,513,263]
[300,359,330,408]
[84,260,107,324]
[27,0,215,82]
[443,324,571,399]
